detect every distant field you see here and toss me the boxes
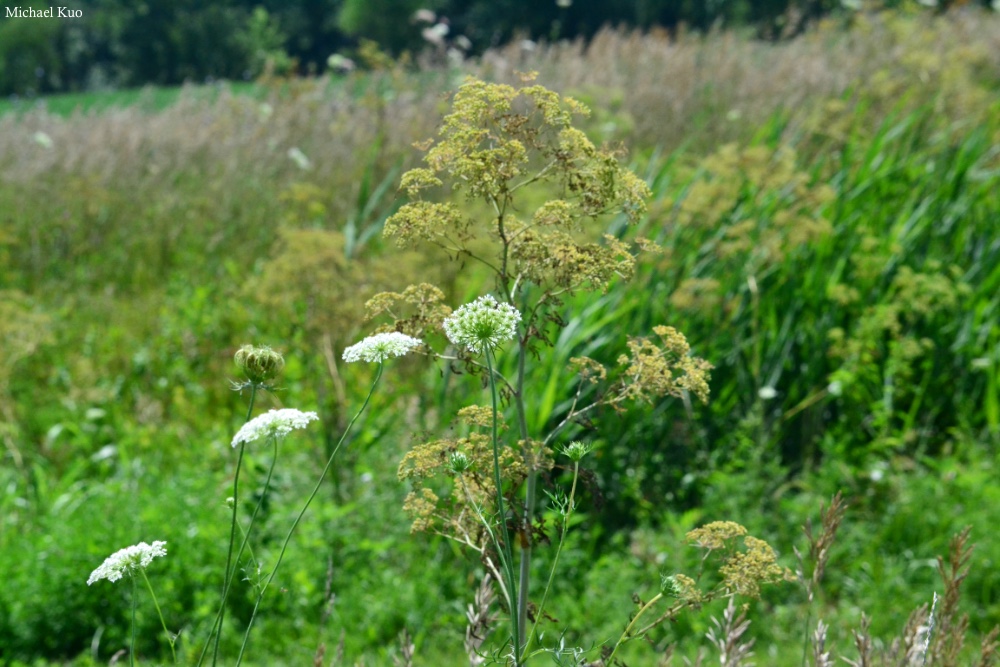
[0,81,263,117]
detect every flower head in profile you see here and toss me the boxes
[231,408,319,448]
[87,541,167,585]
[233,344,285,385]
[443,295,520,354]
[343,332,423,364]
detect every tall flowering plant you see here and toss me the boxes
[369,74,741,664]
[201,337,420,666]
[88,336,421,665]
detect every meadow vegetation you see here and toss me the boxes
[1,6,1000,665]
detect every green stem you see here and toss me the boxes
[199,434,276,666]
[513,333,532,662]
[492,285,532,663]
[130,575,137,667]
[457,474,515,612]
[801,607,813,667]
[604,592,664,665]
[205,432,282,656]
[199,383,257,667]
[231,432,280,583]
[523,461,580,656]
[230,432,278,581]
[234,365,384,666]
[486,349,521,665]
[140,569,177,663]
[490,226,538,664]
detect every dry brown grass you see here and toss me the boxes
[475,8,1000,150]
[4,7,998,194]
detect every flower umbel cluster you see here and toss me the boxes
[87,541,167,585]
[685,521,790,600]
[343,332,423,363]
[443,295,520,354]
[231,408,319,447]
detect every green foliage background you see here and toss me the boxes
[1,6,1000,665]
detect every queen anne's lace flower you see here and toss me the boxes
[87,541,167,585]
[443,295,521,354]
[343,332,423,363]
[231,408,319,447]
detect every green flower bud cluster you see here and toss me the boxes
[448,451,473,474]
[562,441,594,463]
[234,344,285,384]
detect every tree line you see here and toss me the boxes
[0,0,990,96]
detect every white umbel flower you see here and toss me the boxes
[758,386,778,400]
[87,541,167,585]
[231,408,319,448]
[343,332,422,363]
[443,295,521,354]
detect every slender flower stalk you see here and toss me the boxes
[206,404,318,666]
[140,569,177,663]
[605,593,666,664]
[523,443,591,658]
[455,472,515,614]
[203,383,257,667]
[131,577,138,667]
[485,349,521,663]
[513,336,533,655]
[86,540,169,666]
[236,367,382,664]
[234,334,420,665]
[229,433,280,589]
[444,297,523,661]
[203,344,291,665]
